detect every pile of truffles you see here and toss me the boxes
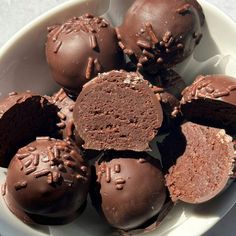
[1,0,236,233]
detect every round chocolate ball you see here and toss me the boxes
[73,70,163,152]
[3,137,91,225]
[116,0,204,73]
[46,14,124,96]
[90,152,166,230]
[180,74,236,133]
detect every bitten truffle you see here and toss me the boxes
[46,14,124,96]
[73,70,163,151]
[180,75,236,133]
[164,122,235,203]
[3,138,91,225]
[90,152,166,230]
[0,92,58,167]
[116,0,204,73]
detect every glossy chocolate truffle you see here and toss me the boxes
[164,122,235,203]
[73,70,163,151]
[90,152,166,230]
[117,0,204,73]
[0,92,58,167]
[180,75,236,133]
[51,89,75,139]
[46,14,124,96]
[3,138,91,225]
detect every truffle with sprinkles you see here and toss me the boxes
[116,0,205,74]
[3,137,91,225]
[46,13,124,97]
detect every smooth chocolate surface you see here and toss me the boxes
[3,138,91,225]
[90,152,166,230]
[46,14,124,96]
[164,122,235,203]
[181,75,236,133]
[0,92,58,167]
[117,0,204,73]
[73,70,163,152]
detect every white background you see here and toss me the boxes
[0,0,235,235]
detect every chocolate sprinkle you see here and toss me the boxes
[25,166,37,175]
[14,181,27,190]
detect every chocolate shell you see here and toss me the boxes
[116,0,204,73]
[46,14,124,96]
[180,75,236,134]
[164,122,235,203]
[90,152,166,230]
[0,92,58,167]
[3,138,91,225]
[73,70,163,152]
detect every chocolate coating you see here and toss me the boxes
[90,152,166,230]
[73,70,163,151]
[51,89,75,139]
[180,75,236,133]
[46,14,124,96]
[0,92,58,167]
[164,122,235,203]
[4,138,91,225]
[117,0,204,73]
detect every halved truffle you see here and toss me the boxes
[90,152,166,230]
[46,14,124,97]
[180,75,236,134]
[164,122,235,204]
[73,70,163,151]
[0,92,58,167]
[3,138,91,225]
[116,0,204,73]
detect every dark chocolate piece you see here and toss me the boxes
[164,122,235,203]
[180,75,236,134]
[4,138,91,225]
[46,14,124,96]
[117,0,204,73]
[0,92,58,167]
[73,70,163,151]
[90,152,166,230]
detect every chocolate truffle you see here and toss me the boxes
[51,88,75,139]
[0,92,58,167]
[73,70,163,151]
[3,138,91,225]
[116,0,204,73]
[164,122,235,203]
[90,152,166,230]
[180,75,236,133]
[46,14,124,96]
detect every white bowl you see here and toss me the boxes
[0,1,236,236]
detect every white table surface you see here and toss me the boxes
[0,0,235,235]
